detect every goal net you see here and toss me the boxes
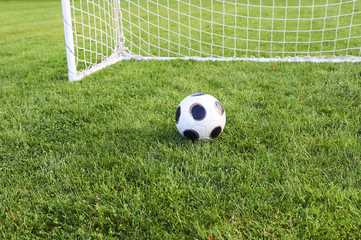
[62,0,361,81]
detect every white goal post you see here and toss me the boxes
[62,0,361,81]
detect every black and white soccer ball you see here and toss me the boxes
[175,93,226,141]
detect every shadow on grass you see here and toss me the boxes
[111,123,190,147]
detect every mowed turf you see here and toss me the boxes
[1,1,361,239]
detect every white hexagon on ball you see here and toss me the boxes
[175,93,226,141]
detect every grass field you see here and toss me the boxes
[1,0,361,239]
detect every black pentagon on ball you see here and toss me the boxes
[183,130,199,141]
[175,106,181,123]
[210,126,222,139]
[215,101,225,116]
[190,104,206,120]
[191,93,206,97]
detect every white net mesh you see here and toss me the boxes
[64,0,361,80]
[68,0,122,72]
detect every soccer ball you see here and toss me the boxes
[175,93,226,141]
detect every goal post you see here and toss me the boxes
[62,0,127,81]
[62,0,361,81]
[62,0,77,81]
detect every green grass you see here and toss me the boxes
[1,0,361,239]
